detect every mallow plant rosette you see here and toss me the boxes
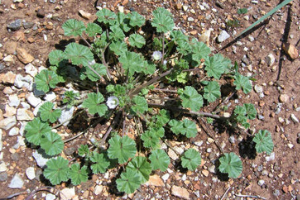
[25,7,274,194]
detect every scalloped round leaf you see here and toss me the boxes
[90,152,110,173]
[35,70,62,93]
[40,131,64,156]
[39,102,62,123]
[86,23,103,37]
[82,92,108,117]
[68,164,88,185]
[49,50,65,66]
[116,169,141,194]
[107,135,136,164]
[149,149,170,172]
[203,81,221,103]
[25,118,52,146]
[168,119,183,135]
[219,152,243,178]
[253,130,274,155]
[131,96,148,115]
[244,103,257,120]
[43,157,69,185]
[141,130,160,148]
[182,119,197,138]
[128,11,145,27]
[151,8,174,33]
[180,86,203,111]
[64,43,94,67]
[62,19,85,36]
[205,54,230,79]
[234,73,252,94]
[129,34,145,48]
[181,148,201,171]
[96,8,117,25]
[127,156,152,184]
[109,25,125,41]
[110,41,128,56]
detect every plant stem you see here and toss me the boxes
[129,68,173,98]
[80,35,92,48]
[101,43,113,81]
[234,194,266,200]
[161,34,165,66]
[99,111,122,146]
[153,88,177,93]
[25,187,54,200]
[148,103,227,119]
[220,187,231,200]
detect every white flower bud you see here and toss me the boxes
[106,96,119,109]
[152,51,162,61]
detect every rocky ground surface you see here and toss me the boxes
[0,0,300,199]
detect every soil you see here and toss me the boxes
[0,0,300,199]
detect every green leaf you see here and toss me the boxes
[151,8,174,33]
[205,54,231,79]
[234,73,252,94]
[39,102,62,123]
[127,156,152,184]
[180,86,203,111]
[90,152,110,173]
[86,23,103,37]
[141,130,160,148]
[82,92,108,117]
[177,41,192,55]
[68,163,88,185]
[181,148,201,171]
[107,135,136,164]
[119,51,142,76]
[40,131,64,156]
[116,169,141,194]
[253,130,274,155]
[131,96,148,115]
[64,43,94,67]
[219,152,243,178]
[43,157,69,185]
[78,144,89,157]
[25,118,52,146]
[96,8,117,25]
[155,109,170,127]
[109,25,125,41]
[244,103,257,120]
[110,41,128,56]
[35,70,62,93]
[141,61,156,75]
[49,50,65,66]
[170,30,189,44]
[191,40,211,66]
[168,120,184,135]
[129,34,145,48]
[238,0,293,37]
[203,81,221,103]
[149,149,170,172]
[62,19,85,36]
[115,12,131,32]
[128,11,145,27]
[182,119,197,138]
[85,63,106,81]
[237,8,248,14]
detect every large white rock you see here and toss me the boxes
[8,174,24,189]
[26,92,42,107]
[217,30,230,43]
[58,106,75,126]
[14,74,33,91]
[0,116,17,130]
[26,167,36,180]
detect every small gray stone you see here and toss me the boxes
[23,21,35,29]
[229,136,235,143]
[26,167,35,180]
[0,162,7,172]
[11,153,20,161]
[273,189,280,196]
[7,19,22,31]
[46,194,56,200]
[208,165,215,173]
[258,115,264,120]
[44,91,56,101]
[58,106,75,126]
[9,127,19,136]
[14,74,33,91]
[0,63,5,71]
[291,114,299,123]
[49,0,56,3]
[266,53,275,66]
[187,17,194,22]
[254,85,263,93]
[0,116,17,130]
[217,30,230,43]
[0,172,8,182]
[9,94,20,107]
[257,179,265,186]
[9,174,24,189]
[25,63,38,77]
[64,147,76,156]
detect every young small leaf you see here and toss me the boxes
[203,81,221,103]
[62,19,85,36]
[86,23,102,37]
[109,25,125,41]
[219,152,243,178]
[181,148,201,171]
[237,8,248,14]
[35,70,62,93]
[25,118,52,146]
[191,40,211,66]
[234,73,252,94]
[43,157,69,185]
[40,131,64,156]
[82,92,108,117]
[119,51,143,76]
[116,169,141,194]
[151,8,174,33]
[49,50,65,66]
[205,54,231,79]
[128,11,145,27]
[155,109,170,127]
[253,130,274,155]
[244,103,257,119]
[141,130,160,148]
[90,152,110,173]
[149,149,170,172]
[129,34,146,48]
[68,163,88,185]
[131,96,148,115]
[107,135,136,164]
[180,86,203,111]
[78,144,89,157]
[110,41,128,56]
[39,102,62,123]
[64,43,94,67]
[127,156,152,184]
[84,63,106,81]
[96,8,117,25]
[182,119,197,138]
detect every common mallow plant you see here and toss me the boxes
[26,8,274,194]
